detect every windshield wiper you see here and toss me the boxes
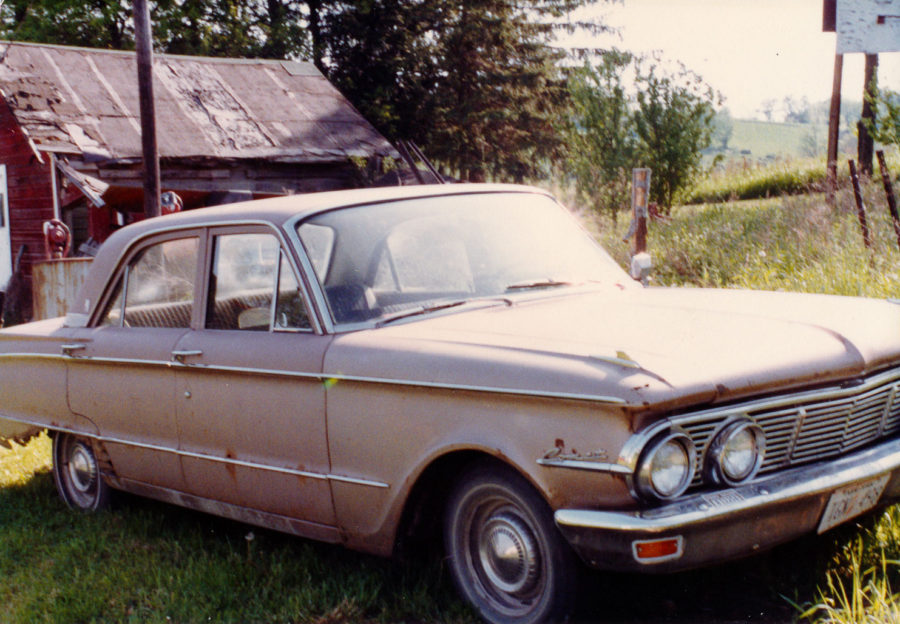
[376,299,470,327]
[505,278,573,292]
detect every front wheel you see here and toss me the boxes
[52,433,111,511]
[444,464,577,624]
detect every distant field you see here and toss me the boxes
[729,119,817,159]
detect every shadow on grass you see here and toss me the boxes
[0,471,885,623]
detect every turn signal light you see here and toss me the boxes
[632,536,684,563]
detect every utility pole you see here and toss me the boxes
[134,0,160,219]
[826,53,843,205]
[857,54,878,177]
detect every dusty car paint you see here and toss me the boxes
[2,183,900,624]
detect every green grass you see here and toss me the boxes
[0,437,473,624]
[685,157,829,204]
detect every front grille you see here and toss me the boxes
[674,370,900,488]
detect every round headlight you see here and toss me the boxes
[706,420,765,486]
[636,431,695,500]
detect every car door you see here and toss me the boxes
[66,233,201,491]
[172,227,335,528]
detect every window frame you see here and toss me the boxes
[93,230,204,329]
[201,225,314,334]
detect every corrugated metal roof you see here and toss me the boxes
[0,41,395,164]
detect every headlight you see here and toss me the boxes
[635,430,695,500]
[705,419,765,486]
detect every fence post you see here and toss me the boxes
[876,150,900,253]
[848,159,872,249]
[630,168,652,284]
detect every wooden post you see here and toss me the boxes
[629,168,652,284]
[826,53,844,205]
[631,168,651,255]
[848,160,871,249]
[857,54,878,177]
[876,150,900,253]
[134,0,160,219]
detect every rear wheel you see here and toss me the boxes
[52,433,111,511]
[444,463,576,624]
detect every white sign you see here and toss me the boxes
[837,0,900,54]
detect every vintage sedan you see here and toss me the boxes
[2,183,900,623]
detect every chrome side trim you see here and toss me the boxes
[0,413,389,490]
[320,371,628,404]
[536,457,632,474]
[3,351,628,405]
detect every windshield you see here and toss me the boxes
[297,191,634,325]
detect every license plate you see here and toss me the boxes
[817,474,890,534]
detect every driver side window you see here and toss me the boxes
[205,233,310,331]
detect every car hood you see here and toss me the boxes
[324,288,900,412]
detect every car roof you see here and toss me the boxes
[68,183,552,323]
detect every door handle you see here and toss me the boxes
[171,349,203,363]
[61,343,86,357]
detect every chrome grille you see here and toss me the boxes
[676,370,900,488]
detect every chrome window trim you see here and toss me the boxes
[85,219,324,335]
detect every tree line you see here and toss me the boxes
[1,0,726,215]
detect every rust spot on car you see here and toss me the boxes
[225,450,237,480]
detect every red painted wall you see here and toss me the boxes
[0,100,56,291]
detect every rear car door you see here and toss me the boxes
[66,233,201,492]
[172,227,335,532]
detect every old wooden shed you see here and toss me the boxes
[0,40,397,303]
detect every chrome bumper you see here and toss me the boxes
[555,438,900,572]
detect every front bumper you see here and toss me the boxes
[555,438,900,573]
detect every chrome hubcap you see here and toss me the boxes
[67,443,97,493]
[478,512,540,597]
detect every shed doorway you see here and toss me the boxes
[0,165,11,288]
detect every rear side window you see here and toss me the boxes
[101,237,199,328]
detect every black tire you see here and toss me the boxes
[444,463,577,624]
[52,433,111,511]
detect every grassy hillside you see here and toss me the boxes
[728,119,817,160]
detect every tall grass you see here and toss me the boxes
[592,187,900,300]
[683,150,898,205]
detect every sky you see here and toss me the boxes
[572,0,900,120]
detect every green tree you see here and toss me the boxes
[321,0,610,182]
[712,107,733,151]
[633,58,719,212]
[0,0,132,49]
[319,0,439,146]
[866,87,900,150]
[565,51,636,221]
